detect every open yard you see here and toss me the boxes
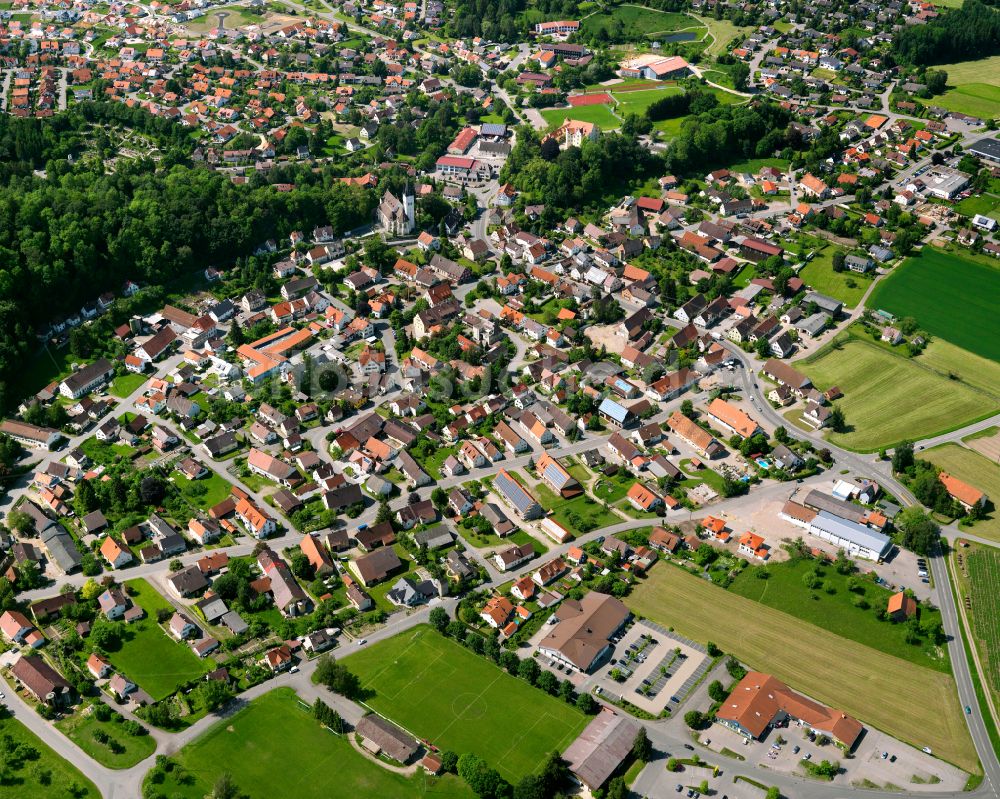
[144,688,473,799]
[923,444,1000,543]
[697,15,753,58]
[102,579,214,700]
[173,471,234,511]
[867,248,1000,362]
[343,625,587,782]
[954,193,1000,218]
[541,103,621,131]
[628,565,977,772]
[796,338,995,452]
[728,558,948,670]
[0,714,99,798]
[533,480,622,534]
[56,706,156,769]
[109,372,147,398]
[797,237,873,308]
[580,6,703,39]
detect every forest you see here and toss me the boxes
[0,104,380,411]
[894,0,1000,66]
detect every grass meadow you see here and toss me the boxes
[628,564,977,772]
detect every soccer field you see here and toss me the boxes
[343,626,588,781]
[867,248,1000,362]
[145,688,474,799]
[796,339,995,452]
[628,565,977,773]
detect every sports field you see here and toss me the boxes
[541,103,621,131]
[628,565,977,772]
[923,444,1000,542]
[144,688,474,799]
[796,339,995,451]
[343,626,587,781]
[103,579,214,700]
[868,249,1000,361]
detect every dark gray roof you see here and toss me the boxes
[563,708,639,789]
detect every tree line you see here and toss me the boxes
[894,0,1000,66]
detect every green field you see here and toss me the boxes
[796,338,995,451]
[103,579,214,700]
[533,481,622,534]
[936,55,1000,89]
[0,714,100,798]
[109,372,147,398]
[343,626,587,782]
[954,193,1000,218]
[173,471,234,511]
[541,104,621,131]
[184,5,262,31]
[145,688,473,799]
[933,84,1000,119]
[923,444,1000,543]
[867,248,1000,361]
[729,558,947,670]
[916,337,1000,400]
[56,706,156,769]
[613,87,683,115]
[697,15,752,58]
[628,565,977,772]
[580,6,703,38]
[798,238,873,308]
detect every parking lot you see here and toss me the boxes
[588,621,709,716]
[699,720,966,791]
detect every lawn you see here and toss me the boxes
[55,705,156,769]
[628,565,977,772]
[541,103,621,131]
[954,193,1000,218]
[728,558,948,671]
[461,526,547,555]
[184,5,262,31]
[697,15,752,58]
[916,337,1000,400]
[797,238,873,308]
[0,714,100,798]
[867,248,1000,361]
[102,579,214,701]
[533,481,622,535]
[932,84,1000,119]
[343,626,587,782]
[580,6,703,38]
[923,444,1000,543]
[144,688,474,799]
[723,157,790,174]
[12,344,77,402]
[109,372,148,398]
[796,339,995,452]
[173,471,234,511]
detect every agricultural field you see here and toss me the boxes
[728,558,948,671]
[0,714,100,798]
[922,444,1000,543]
[796,339,995,451]
[958,546,1000,703]
[343,626,587,782]
[102,579,215,700]
[933,84,1000,119]
[541,103,621,131]
[867,248,1000,361]
[144,688,474,799]
[916,337,1000,400]
[628,564,977,772]
[580,6,703,39]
